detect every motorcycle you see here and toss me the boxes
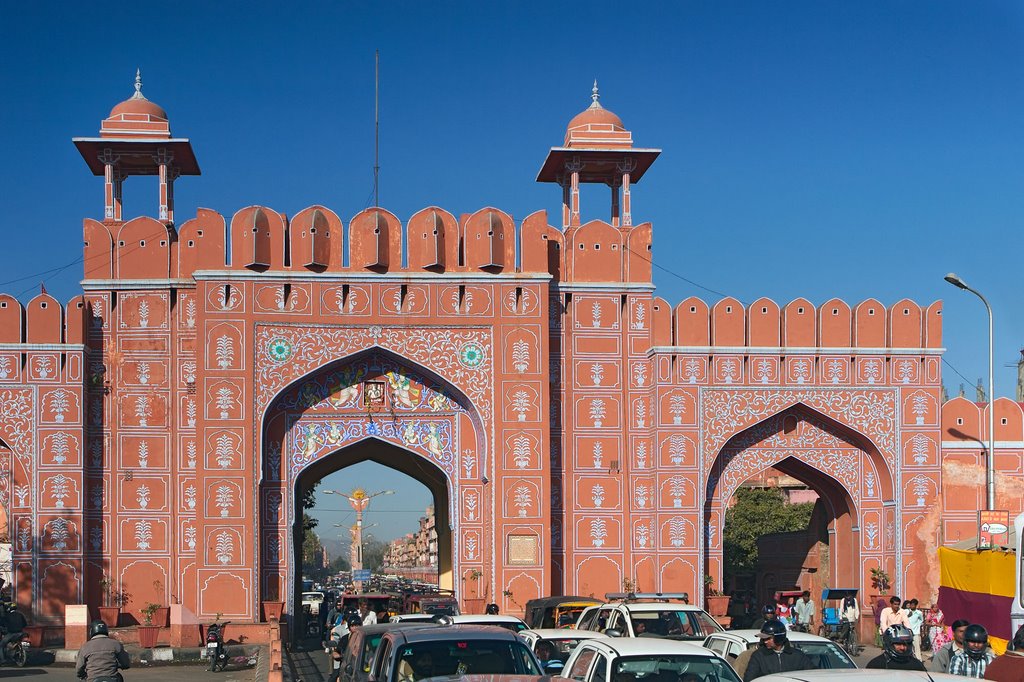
[2,633,29,667]
[206,620,230,672]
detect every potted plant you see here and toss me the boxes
[138,602,162,648]
[98,574,127,628]
[703,575,730,617]
[262,582,285,623]
[150,580,170,627]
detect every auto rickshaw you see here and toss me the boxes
[523,596,604,629]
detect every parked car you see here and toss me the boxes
[518,628,608,672]
[561,636,740,682]
[368,624,543,682]
[702,630,857,670]
[575,594,723,641]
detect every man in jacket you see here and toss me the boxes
[932,619,971,672]
[75,621,130,682]
[743,619,815,681]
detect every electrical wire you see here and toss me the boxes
[623,244,742,303]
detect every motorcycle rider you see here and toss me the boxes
[0,601,27,664]
[743,619,814,681]
[949,624,995,678]
[866,625,925,670]
[75,620,130,682]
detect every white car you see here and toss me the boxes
[518,628,608,672]
[575,600,723,641]
[389,613,529,632]
[702,630,857,669]
[754,672,964,682]
[561,637,740,682]
[302,591,326,615]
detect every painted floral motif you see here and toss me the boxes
[268,337,293,362]
[459,342,485,369]
[255,325,493,420]
[289,418,456,475]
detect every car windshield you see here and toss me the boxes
[613,655,741,682]
[394,640,541,680]
[629,611,717,639]
[790,642,855,669]
[534,637,592,663]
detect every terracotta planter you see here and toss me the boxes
[23,625,44,648]
[138,625,161,648]
[706,595,730,617]
[262,600,285,622]
[98,606,121,629]
[153,607,170,627]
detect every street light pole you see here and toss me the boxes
[944,273,996,510]
[324,488,394,591]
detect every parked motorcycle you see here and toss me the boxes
[2,633,29,667]
[206,620,230,672]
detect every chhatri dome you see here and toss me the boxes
[566,80,625,134]
[100,69,171,140]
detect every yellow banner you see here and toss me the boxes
[938,547,1016,599]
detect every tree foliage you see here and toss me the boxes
[723,487,815,578]
[361,538,388,572]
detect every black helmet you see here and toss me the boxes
[485,603,499,615]
[882,625,914,663]
[88,620,109,639]
[758,618,788,644]
[964,624,989,660]
[762,604,777,617]
[346,614,363,627]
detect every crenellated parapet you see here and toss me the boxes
[649,295,943,350]
[83,206,655,285]
[0,291,89,345]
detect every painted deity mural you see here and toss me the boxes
[0,82,1021,635]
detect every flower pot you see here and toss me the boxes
[706,595,730,617]
[138,625,161,648]
[262,600,285,623]
[98,606,121,629]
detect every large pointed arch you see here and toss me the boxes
[255,345,490,626]
[702,399,899,601]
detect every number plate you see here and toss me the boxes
[207,642,218,648]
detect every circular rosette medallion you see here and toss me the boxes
[267,337,293,363]
[458,342,485,369]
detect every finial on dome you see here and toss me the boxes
[590,79,603,109]
[131,68,147,100]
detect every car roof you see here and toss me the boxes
[522,629,609,639]
[355,622,440,635]
[450,615,527,624]
[615,604,708,612]
[707,630,836,644]
[756,672,963,682]
[577,638,719,657]
[527,596,604,608]
[386,624,525,643]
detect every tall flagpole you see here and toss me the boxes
[374,50,380,208]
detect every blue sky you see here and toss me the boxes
[2,2,1021,543]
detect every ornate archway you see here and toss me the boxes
[257,347,488,617]
[701,393,900,597]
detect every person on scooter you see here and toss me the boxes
[0,601,27,664]
[866,625,925,670]
[75,621,130,682]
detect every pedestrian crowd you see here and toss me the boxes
[737,591,1023,682]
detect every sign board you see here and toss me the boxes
[352,569,371,581]
[978,510,1010,549]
